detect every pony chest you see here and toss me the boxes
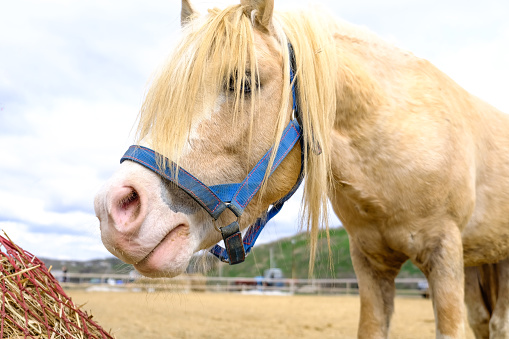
[330,178,389,224]
[328,128,457,225]
[329,134,392,222]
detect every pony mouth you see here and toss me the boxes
[134,224,188,273]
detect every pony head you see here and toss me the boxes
[94,0,337,277]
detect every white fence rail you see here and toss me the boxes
[54,273,428,297]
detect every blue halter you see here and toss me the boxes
[120,44,304,265]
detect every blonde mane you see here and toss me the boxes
[136,4,340,273]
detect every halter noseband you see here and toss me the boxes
[120,43,304,265]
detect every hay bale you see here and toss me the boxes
[0,233,114,338]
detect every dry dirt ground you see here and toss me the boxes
[68,290,475,339]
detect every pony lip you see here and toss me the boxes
[134,224,189,274]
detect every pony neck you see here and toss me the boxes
[333,46,385,132]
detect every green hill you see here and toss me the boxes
[205,227,424,279]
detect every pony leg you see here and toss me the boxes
[465,265,491,339]
[490,257,509,338]
[413,225,466,338]
[350,241,404,339]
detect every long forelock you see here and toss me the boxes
[136,5,265,164]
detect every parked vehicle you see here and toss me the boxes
[417,280,430,298]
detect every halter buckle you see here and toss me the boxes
[219,221,245,265]
[211,203,246,264]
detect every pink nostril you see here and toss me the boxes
[119,189,139,212]
[110,186,143,230]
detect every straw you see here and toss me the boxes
[0,232,115,338]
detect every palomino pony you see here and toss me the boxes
[94,0,509,337]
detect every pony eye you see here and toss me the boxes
[227,75,252,93]
[226,72,258,94]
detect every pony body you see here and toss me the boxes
[94,1,509,338]
[329,28,509,338]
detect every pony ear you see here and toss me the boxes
[181,0,197,26]
[240,0,274,33]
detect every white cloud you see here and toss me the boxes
[1,222,109,261]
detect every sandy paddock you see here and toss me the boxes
[68,291,475,338]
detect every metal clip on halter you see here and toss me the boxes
[215,204,243,265]
[220,221,245,265]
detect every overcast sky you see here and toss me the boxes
[0,0,508,261]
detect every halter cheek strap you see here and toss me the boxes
[208,120,304,263]
[207,43,305,263]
